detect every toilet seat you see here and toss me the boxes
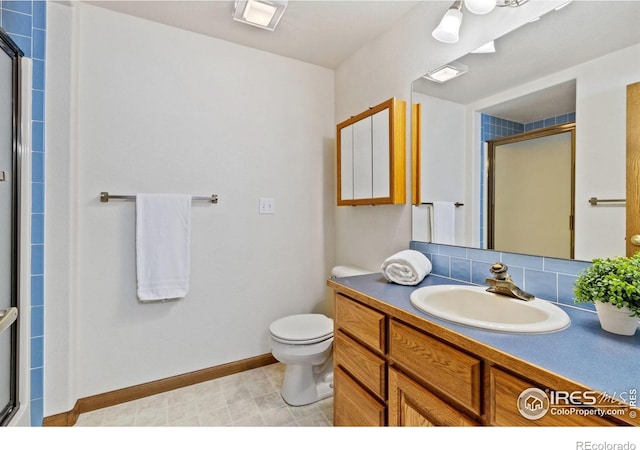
[270,314,333,345]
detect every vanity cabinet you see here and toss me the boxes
[330,283,638,427]
[336,97,406,206]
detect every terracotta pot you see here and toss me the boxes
[594,301,639,336]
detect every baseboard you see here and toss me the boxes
[43,353,277,427]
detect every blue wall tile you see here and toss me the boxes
[502,252,543,270]
[32,181,44,213]
[525,269,558,301]
[32,150,43,182]
[32,58,44,90]
[30,306,44,337]
[30,367,43,399]
[32,120,43,152]
[32,27,45,58]
[31,275,44,307]
[31,212,44,244]
[33,1,46,29]
[450,257,471,282]
[6,32,29,57]
[30,398,43,427]
[30,335,43,367]
[411,241,594,314]
[4,1,32,14]
[544,257,591,276]
[1,9,30,36]
[32,88,44,120]
[431,254,450,277]
[31,244,44,274]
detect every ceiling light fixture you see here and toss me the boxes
[432,1,464,44]
[423,62,469,84]
[232,0,288,31]
[433,0,530,44]
[465,0,496,15]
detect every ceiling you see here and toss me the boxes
[412,1,640,123]
[83,1,640,123]
[86,0,424,69]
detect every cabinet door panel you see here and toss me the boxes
[353,117,373,199]
[339,125,354,200]
[372,108,390,198]
[389,368,479,426]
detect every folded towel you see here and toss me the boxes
[431,201,456,245]
[136,193,192,301]
[380,249,432,286]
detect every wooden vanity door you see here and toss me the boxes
[388,368,479,426]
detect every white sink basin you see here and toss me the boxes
[410,285,571,334]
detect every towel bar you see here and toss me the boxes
[422,202,464,207]
[100,192,219,203]
[588,197,625,206]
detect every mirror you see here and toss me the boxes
[412,1,640,260]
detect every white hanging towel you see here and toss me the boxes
[431,201,456,245]
[380,249,432,286]
[136,193,192,301]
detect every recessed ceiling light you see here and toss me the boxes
[232,0,288,31]
[423,62,469,83]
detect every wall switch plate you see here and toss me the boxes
[259,197,275,214]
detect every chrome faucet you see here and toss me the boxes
[485,263,534,301]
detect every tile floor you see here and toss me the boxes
[74,363,333,427]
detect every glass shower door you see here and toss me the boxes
[0,28,21,426]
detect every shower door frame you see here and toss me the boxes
[0,27,23,427]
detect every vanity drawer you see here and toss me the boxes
[335,294,386,354]
[334,367,386,426]
[335,330,386,400]
[389,319,482,415]
[489,367,615,426]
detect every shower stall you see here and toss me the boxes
[0,27,24,426]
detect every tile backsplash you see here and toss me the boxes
[410,241,595,313]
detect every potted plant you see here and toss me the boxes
[574,253,640,336]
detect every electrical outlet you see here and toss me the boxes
[259,197,275,214]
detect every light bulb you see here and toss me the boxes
[465,0,496,15]
[432,8,463,44]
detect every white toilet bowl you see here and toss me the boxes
[269,313,334,406]
[269,265,372,406]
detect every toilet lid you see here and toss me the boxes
[270,314,333,344]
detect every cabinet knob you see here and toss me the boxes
[631,235,640,246]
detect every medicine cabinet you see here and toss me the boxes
[336,97,406,206]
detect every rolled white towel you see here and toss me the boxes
[380,249,432,286]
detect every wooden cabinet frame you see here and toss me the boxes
[336,97,406,206]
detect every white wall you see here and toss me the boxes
[45,3,334,414]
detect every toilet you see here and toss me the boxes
[269,265,372,406]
